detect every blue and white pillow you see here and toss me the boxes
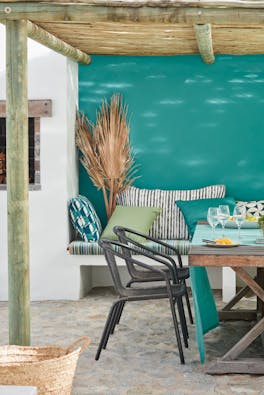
[69,195,102,242]
[236,200,264,218]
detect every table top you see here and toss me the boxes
[189,224,264,267]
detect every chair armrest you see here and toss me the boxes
[100,238,178,283]
[113,225,183,268]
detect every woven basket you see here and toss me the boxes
[0,337,90,395]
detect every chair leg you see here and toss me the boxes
[169,295,185,364]
[110,301,124,334]
[95,301,120,360]
[102,301,122,349]
[185,288,194,325]
[115,300,126,326]
[177,298,189,348]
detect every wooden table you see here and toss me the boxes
[189,224,264,374]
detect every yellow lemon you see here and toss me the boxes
[215,238,233,245]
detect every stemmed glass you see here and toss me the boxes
[233,206,246,241]
[207,207,219,236]
[217,205,230,237]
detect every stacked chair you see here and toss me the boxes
[96,226,193,364]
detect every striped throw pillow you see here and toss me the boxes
[69,195,102,242]
[117,185,226,239]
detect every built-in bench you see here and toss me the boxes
[68,184,238,300]
[68,239,190,256]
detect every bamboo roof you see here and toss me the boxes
[2,1,264,62]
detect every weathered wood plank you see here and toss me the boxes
[233,267,264,302]
[221,317,264,361]
[189,254,264,267]
[206,359,264,375]
[2,0,264,9]
[2,3,264,26]
[6,19,30,346]
[222,284,251,311]
[194,24,214,64]
[257,268,264,317]
[218,310,257,321]
[0,100,52,117]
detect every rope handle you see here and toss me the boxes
[66,336,91,355]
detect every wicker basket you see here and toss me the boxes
[0,337,90,395]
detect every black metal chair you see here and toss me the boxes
[96,239,187,364]
[113,226,193,325]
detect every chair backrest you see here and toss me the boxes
[99,239,126,296]
[113,226,181,278]
[99,238,173,295]
[109,230,139,279]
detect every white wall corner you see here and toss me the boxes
[66,59,79,201]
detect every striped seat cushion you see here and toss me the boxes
[68,239,190,256]
[117,185,226,239]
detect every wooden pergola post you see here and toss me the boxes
[6,19,30,346]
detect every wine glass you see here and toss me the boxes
[217,205,230,237]
[233,206,246,241]
[207,207,219,236]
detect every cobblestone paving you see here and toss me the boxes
[1,288,264,395]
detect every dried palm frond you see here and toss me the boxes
[75,94,138,218]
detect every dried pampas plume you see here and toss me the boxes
[76,94,137,218]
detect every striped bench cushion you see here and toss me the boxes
[117,185,226,240]
[68,239,190,256]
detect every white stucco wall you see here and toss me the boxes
[0,26,233,300]
[0,25,81,301]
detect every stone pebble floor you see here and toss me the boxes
[1,288,264,395]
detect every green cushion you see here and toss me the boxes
[101,205,161,242]
[176,197,236,237]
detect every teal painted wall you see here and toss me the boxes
[79,55,264,226]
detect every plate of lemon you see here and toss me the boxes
[204,238,239,247]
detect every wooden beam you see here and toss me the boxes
[2,3,264,25]
[27,21,91,65]
[222,316,264,361]
[233,267,264,302]
[206,359,264,375]
[194,24,215,64]
[6,19,30,346]
[1,19,91,64]
[218,310,257,321]
[2,0,264,9]
[0,99,52,117]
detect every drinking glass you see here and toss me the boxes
[233,206,246,241]
[217,205,230,237]
[207,207,219,236]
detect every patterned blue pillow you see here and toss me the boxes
[69,195,102,242]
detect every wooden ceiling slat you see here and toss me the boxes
[37,21,264,55]
[2,1,264,57]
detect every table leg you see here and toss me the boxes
[257,267,264,317]
[219,276,257,321]
[206,267,264,375]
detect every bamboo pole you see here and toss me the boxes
[6,19,30,346]
[194,24,215,64]
[27,21,91,65]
